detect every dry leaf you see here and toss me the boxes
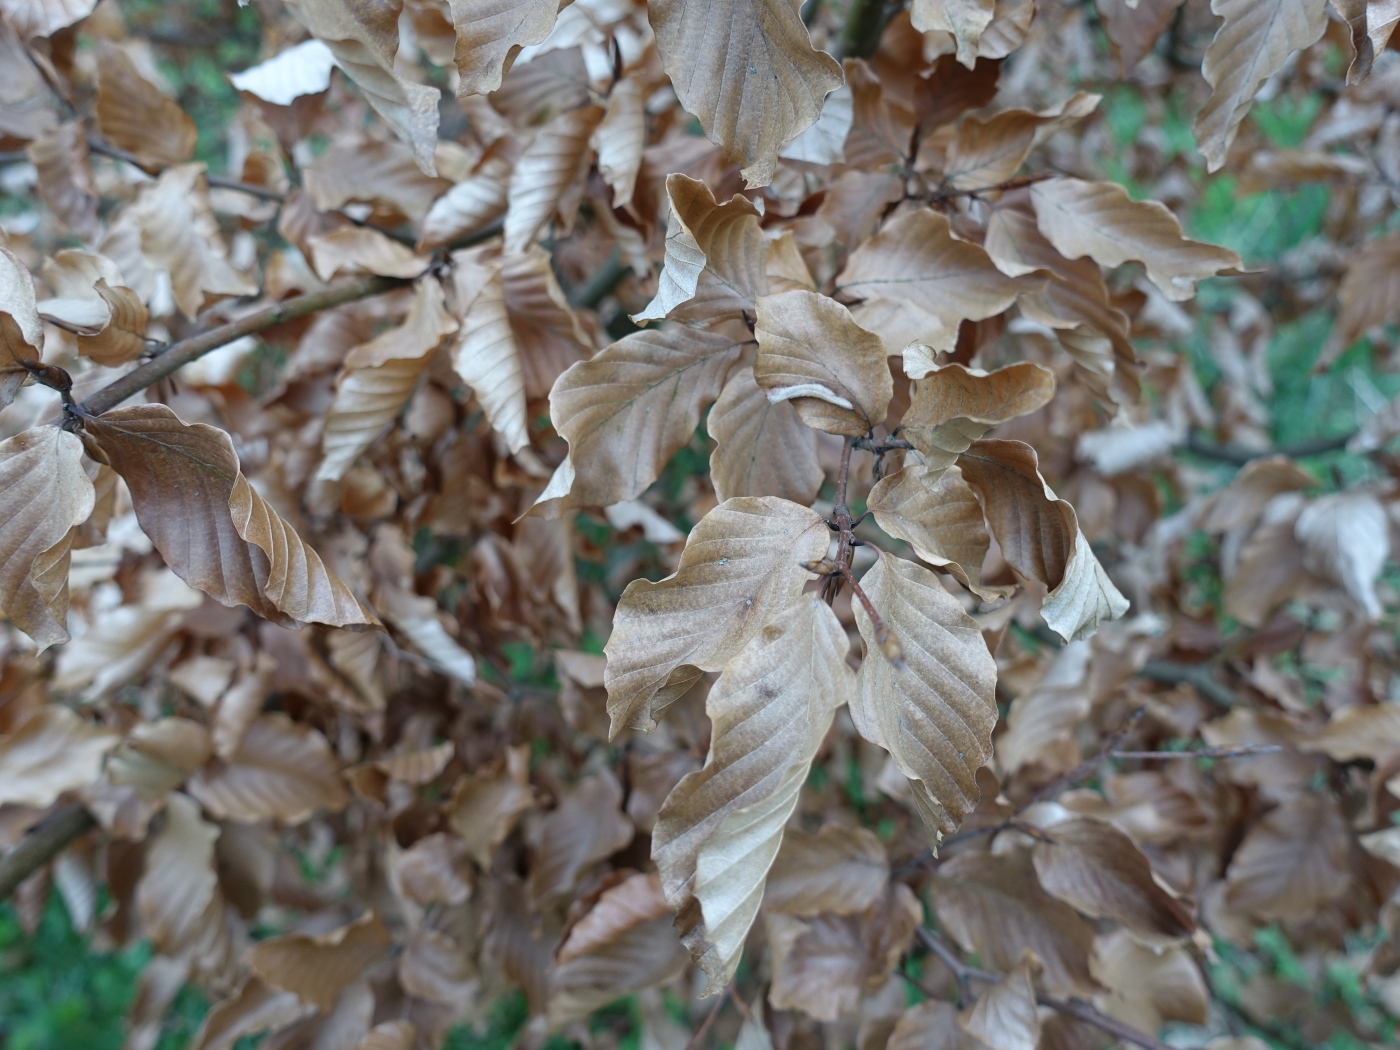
[0,704,118,807]
[595,76,647,211]
[1223,792,1352,920]
[445,745,535,865]
[1,244,43,408]
[708,361,823,505]
[754,290,894,436]
[503,104,603,254]
[899,362,1055,474]
[888,1001,991,1050]
[763,824,889,917]
[417,149,513,251]
[913,0,997,68]
[449,0,563,97]
[528,770,634,904]
[867,464,996,598]
[1091,929,1208,1033]
[648,0,843,187]
[27,121,99,241]
[228,39,337,105]
[1097,0,1188,73]
[248,910,393,1011]
[95,43,196,169]
[603,497,830,735]
[958,957,1040,1050]
[1294,491,1389,620]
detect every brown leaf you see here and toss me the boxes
[0,244,43,408]
[1333,231,1400,353]
[189,977,309,1050]
[448,0,563,97]
[838,209,1034,333]
[1032,817,1195,939]
[358,1021,416,1050]
[135,792,221,959]
[533,326,741,512]
[648,0,843,188]
[26,121,99,241]
[900,362,1055,474]
[500,244,593,398]
[754,290,894,437]
[941,93,1097,192]
[763,823,890,917]
[959,439,1129,642]
[1294,491,1389,620]
[708,360,823,505]
[445,745,535,865]
[959,957,1040,1050]
[0,0,97,39]
[1200,455,1315,532]
[0,425,94,648]
[1091,929,1208,1034]
[107,718,211,799]
[0,704,118,807]
[867,464,997,599]
[303,139,451,224]
[503,104,603,254]
[634,174,766,323]
[1031,178,1242,300]
[851,552,998,835]
[95,43,196,169]
[1096,0,1187,73]
[913,0,997,67]
[87,403,376,628]
[1224,792,1352,920]
[308,227,431,281]
[654,597,855,992]
[393,832,474,907]
[417,148,513,251]
[248,911,393,1011]
[767,884,921,1022]
[529,770,634,905]
[889,1001,991,1050]
[1193,0,1328,171]
[594,76,646,211]
[445,250,528,452]
[188,713,351,825]
[319,277,459,480]
[1303,702,1400,763]
[1222,492,1308,627]
[603,497,830,735]
[930,849,1097,995]
[398,928,478,1008]
[284,0,441,174]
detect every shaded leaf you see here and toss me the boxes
[248,911,393,1011]
[445,745,535,865]
[867,464,997,599]
[95,43,196,169]
[529,770,635,904]
[900,362,1055,474]
[913,0,997,68]
[1294,491,1389,620]
[709,361,823,505]
[763,823,889,917]
[0,704,118,807]
[503,104,603,254]
[959,957,1040,1050]
[449,0,563,97]
[1224,792,1352,920]
[0,244,43,408]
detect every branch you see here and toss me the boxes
[87,137,286,202]
[0,804,96,902]
[1184,431,1354,465]
[1137,659,1240,709]
[78,275,410,417]
[932,171,1057,202]
[915,928,1173,1050]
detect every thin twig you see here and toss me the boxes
[683,986,732,1050]
[0,805,96,902]
[1029,705,1147,806]
[1107,745,1281,760]
[1137,659,1240,708]
[915,928,1173,1050]
[87,137,286,201]
[838,562,906,669]
[1184,430,1354,465]
[932,171,1056,202]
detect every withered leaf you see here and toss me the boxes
[108,718,212,798]
[1091,929,1208,1034]
[87,404,374,627]
[1032,817,1195,939]
[867,464,996,599]
[654,598,854,993]
[417,148,512,251]
[754,290,894,437]
[648,0,843,188]
[851,552,998,835]
[449,0,563,97]
[398,928,478,1008]
[0,0,98,39]
[1,244,43,408]
[1097,0,1187,73]
[0,426,95,649]
[394,832,473,907]
[189,977,309,1050]
[941,93,1098,192]
[708,361,823,506]
[763,823,889,917]
[1224,792,1352,921]
[95,43,197,170]
[1294,491,1389,620]
[913,0,997,68]
[959,957,1040,1050]
[0,704,118,807]
[135,792,219,958]
[888,1001,991,1050]
[900,362,1055,474]
[534,326,741,513]
[445,745,535,865]
[1332,230,1400,352]
[503,104,603,254]
[248,911,393,1011]
[594,76,646,212]
[1031,177,1242,301]
[27,121,99,241]
[188,713,351,825]
[603,497,830,736]
[528,770,634,905]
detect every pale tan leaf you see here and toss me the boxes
[942,93,1098,192]
[648,0,843,187]
[959,439,1129,642]
[188,713,351,824]
[958,958,1040,1050]
[1096,0,1187,72]
[308,227,431,281]
[1201,456,1315,532]
[1301,703,1400,763]
[357,1021,417,1050]
[558,871,673,963]
[867,464,996,599]
[376,741,455,784]
[1294,491,1389,620]
[398,928,478,1008]
[888,1002,990,1050]
[88,404,375,627]
[500,244,593,398]
[0,0,97,39]
[284,0,441,175]
[382,592,479,685]
[135,792,219,956]
[0,244,42,408]
[95,43,196,169]
[0,426,94,648]
[26,121,99,241]
[304,138,450,224]
[248,911,393,1011]
[449,0,563,96]
[1224,792,1352,920]
[912,0,996,67]
[535,326,741,512]
[1222,492,1308,627]
[930,849,1096,995]
[851,552,998,835]
[1033,817,1195,938]
[763,823,889,917]
[708,361,823,505]
[594,75,645,211]
[838,209,1033,330]
[767,884,921,1022]
[1193,0,1328,170]
[38,248,126,329]
[318,278,459,480]
[417,149,513,251]
[635,175,766,324]
[81,282,148,365]
[228,39,337,105]
[777,82,851,165]
[445,251,527,452]
[528,770,634,904]
[1032,177,1242,300]
[394,832,474,906]
[603,497,830,736]
[754,290,893,437]
[121,164,258,319]
[189,977,309,1050]
[503,104,602,254]
[1335,231,1400,358]
[445,745,534,865]
[1091,930,1208,1034]
[0,704,117,807]
[900,362,1055,475]
[107,718,211,798]
[657,598,854,993]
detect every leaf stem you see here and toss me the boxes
[0,805,95,902]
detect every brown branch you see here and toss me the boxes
[932,171,1057,202]
[1108,745,1281,760]
[683,986,733,1050]
[915,928,1173,1050]
[0,804,96,902]
[78,275,411,418]
[87,137,286,201]
[1137,659,1240,708]
[1184,431,1354,465]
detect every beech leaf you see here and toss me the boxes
[763,823,890,917]
[503,104,603,254]
[867,464,998,599]
[247,910,393,1011]
[708,361,823,506]
[0,704,118,807]
[899,362,1056,475]
[95,43,197,170]
[449,0,564,97]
